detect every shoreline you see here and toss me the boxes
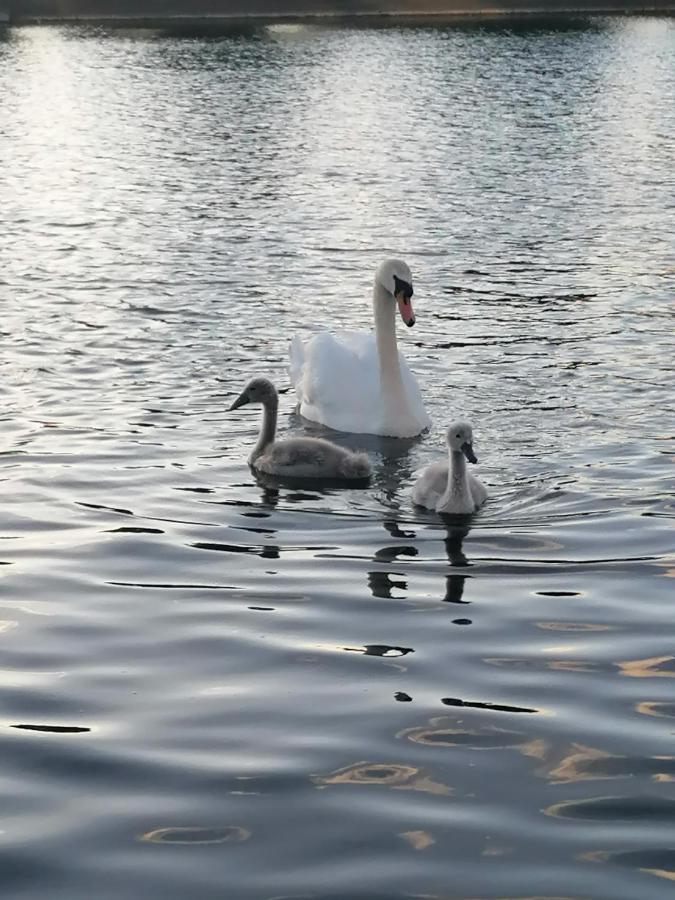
[5,3,675,27]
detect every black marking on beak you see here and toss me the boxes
[229,393,249,411]
[393,274,413,299]
[461,442,477,464]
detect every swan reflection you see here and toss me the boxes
[441,520,471,566]
[383,517,416,540]
[365,514,476,604]
[444,574,469,605]
[367,570,408,600]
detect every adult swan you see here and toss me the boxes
[289,259,431,438]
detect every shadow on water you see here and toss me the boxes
[40,22,267,42]
[252,469,372,495]
[285,408,425,503]
[291,408,424,452]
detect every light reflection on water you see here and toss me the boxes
[1,14,675,900]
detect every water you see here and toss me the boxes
[1,15,674,899]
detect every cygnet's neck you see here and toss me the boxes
[251,396,278,463]
[438,448,473,512]
[373,281,408,420]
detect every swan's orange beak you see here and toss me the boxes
[396,292,416,327]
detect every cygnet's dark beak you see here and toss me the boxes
[228,391,249,411]
[461,441,477,464]
[395,291,416,327]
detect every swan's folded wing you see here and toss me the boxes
[468,474,489,508]
[411,461,448,509]
[257,439,327,477]
[291,331,380,433]
[399,352,432,431]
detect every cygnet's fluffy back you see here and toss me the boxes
[257,436,372,481]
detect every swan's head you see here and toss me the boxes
[229,377,278,410]
[375,259,416,327]
[445,421,477,463]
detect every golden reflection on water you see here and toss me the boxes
[396,712,675,786]
[507,739,675,785]
[547,660,598,673]
[642,869,675,882]
[617,655,675,678]
[312,761,451,796]
[397,717,547,762]
[545,743,615,783]
[539,743,675,785]
[399,829,436,850]
[139,825,251,845]
[582,849,675,884]
[484,656,598,673]
[399,721,523,750]
[544,797,603,820]
[519,739,550,761]
[635,700,675,719]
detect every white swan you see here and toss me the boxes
[289,259,431,438]
[411,422,488,515]
[229,377,372,481]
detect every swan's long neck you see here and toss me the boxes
[373,282,408,419]
[439,448,473,511]
[250,398,278,463]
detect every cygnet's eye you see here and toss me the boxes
[456,433,461,439]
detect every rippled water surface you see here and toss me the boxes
[1,15,675,899]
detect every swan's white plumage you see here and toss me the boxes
[289,259,430,438]
[290,331,428,437]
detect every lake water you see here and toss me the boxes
[1,15,675,899]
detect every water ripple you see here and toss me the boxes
[1,15,674,900]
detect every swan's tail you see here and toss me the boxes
[289,336,305,400]
[341,452,372,481]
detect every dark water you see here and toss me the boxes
[1,15,675,900]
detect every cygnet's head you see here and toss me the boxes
[229,377,278,411]
[445,421,478,463]
[374,259,416,327]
